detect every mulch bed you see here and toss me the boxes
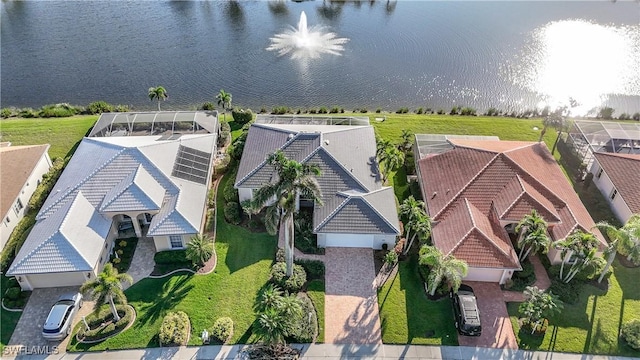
[617,253,640,268]
[196,250,217,274]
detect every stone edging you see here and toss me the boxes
[77,304,137,344]
[1,298,23,312]
[148,268,197,279]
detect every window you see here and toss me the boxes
[4,217,9,225]
[170,235,183,249]
[13,199,23,215]
[596,168,603,179]
[145,213,153,223]
[610,189,618,200]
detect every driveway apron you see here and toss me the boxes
[456,282,518,349]
[324,248,382,344]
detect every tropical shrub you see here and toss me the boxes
[201,102,215,111]
[219,130,231,147]
[232,108,254,124]
[518,286,563,334]
[548,278,582,304]
[275,248,286,262]
[112,258,122,264]
[223,178,239,203]
[270,262,307,293]
[295,259,324,280]
[119,240,128,248]
[4,287,21,300]
[18,108,37,118]
[384,251,398,267]
[621,319,640,350]
[510,259,536,291]
[290,295,317,343]
[38,103,82,117]
[224,201,242,225]
[318,107,328,114]
[1,108,12,118]
[330,106,340,114]
[159,311,190,346]
[86,101,114,114]
[76,304,133,341]
[396,107,409,114]
[154,250,189,264]
[460,107,476,116]
[211,317,234,343]
[186,234,214,266]
[206,209,215,232]
[114,104,130,112]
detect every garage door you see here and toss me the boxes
[464,268,503,283]
[324,233,373,248]
[27,272,86,289]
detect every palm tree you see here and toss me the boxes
[404,213,431,255]
[253,308,288,346]
[553,229,600,282]
[241,199,260,220]
[80,263,133,322]
[255,283,283,313]
[216,89,232,122]
[148,86,168,111]
[419,245,468,296]
[399,196,426,241]
[515,210,547,253]
[593,215,640,282]
[380,146,404,183]
[563,247,605,283]
[399,129,413,153]
[375,137,393,160]
[252,150,322,277]
[519,286,563,334]
[518,227,551,262]
[186,234,214,266]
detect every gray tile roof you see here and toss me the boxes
[8,191,111,275]
[147,195,198,236]
[237,122,398,236]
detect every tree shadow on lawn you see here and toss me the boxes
[398,255,457,345]
[126,275,194,326]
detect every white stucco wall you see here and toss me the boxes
[1,152,52,250]
[464,267,510,284]
[18,272,88,291]
[590,161,634,225]
[318,233,396,249]
[153,234,193,252]
[238,188,253,203]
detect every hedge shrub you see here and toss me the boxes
[224,202,242,225]
[270,262,307,293]
[77,305,133,342]
[86,101,114,114]
[295,259,324,280]
[201,102,215,111]
[223,180,239,203]
[38,103,82,118]
[154,250,189,264]
[548,278,582,304]
[622,319,640,350]
[290,294,317,343]
[4,287,21,300]
[211,317,234,343]
[159,311,190,346]
[232,108,254,124]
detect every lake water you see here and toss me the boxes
[1,1,639,115]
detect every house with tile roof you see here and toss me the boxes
[590,152,640,225]
[235,116,400,249]
[416,136,606,284]
[7,111,218,291]
[0,144,52,251]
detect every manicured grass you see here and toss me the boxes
[370,113,557,150]
[307,280,325,343]
[377,255,458,346]
[508,260,640,356]
[0,115,97,159]
[0,276,23,354]
[67,175,277,351]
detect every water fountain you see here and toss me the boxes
[267,11,349,59]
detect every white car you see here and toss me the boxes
[42,292,83,341]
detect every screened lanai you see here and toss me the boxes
[566,120,640,167]
[89,111,219,137]
[414,134,499,159]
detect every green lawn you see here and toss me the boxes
[508,260,640,356]
[67,175,278,351]
[307,279,325,343]
[0,276,22,353]
[0,115,97,159]
[377,255,458,346]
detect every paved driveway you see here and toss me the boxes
[324,248,382,344]
[8,286,94,353]
[456,282,518,349]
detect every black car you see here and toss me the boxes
[450,284,481,336]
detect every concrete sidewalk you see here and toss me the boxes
[3,344,636,360]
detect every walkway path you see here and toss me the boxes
[123,237,155,289]
[502,255,552,302]
[324,248,382,344]
[4,343,637,359]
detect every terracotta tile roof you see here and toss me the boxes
[0,144,49,217]
[594,152,640,214]
[419,139,605,271]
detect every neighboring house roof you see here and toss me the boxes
[9,127,216,276]
[8,191,111,274]
[418,138,605,269]
[0,144,50,217]
[594,152,640,215]
[236,123,400,235]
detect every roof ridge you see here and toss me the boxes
[595,151,640,161]
[497,175,526,218]
[100,166,139,211]
[519,181,562,222]
[310,147,370,192]
[58,192,96,268]
[38,143,126,219]
[359,190,401,234]
[502,142,537,153]
[500,153,566,209]
[467,204,515,262]
[313,195,349,232]
[434,152,500,219]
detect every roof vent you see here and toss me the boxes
[446,189,450,194]
[432,191,437,199]
[288,133,294,139]
[324,139,330,145]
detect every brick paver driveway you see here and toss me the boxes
[8,286,94,353]
[324,248,381,344]
[457,282,518,349]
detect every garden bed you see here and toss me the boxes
[75,304,135,343]
[109,237,138,273]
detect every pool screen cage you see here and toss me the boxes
[566,120,640,168]
[255,114,370,126]
[89,111,219,137]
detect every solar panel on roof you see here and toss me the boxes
[171,145,212,185]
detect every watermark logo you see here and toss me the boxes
[2,345,59,356]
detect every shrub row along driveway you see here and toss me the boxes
[324,248,382,344]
